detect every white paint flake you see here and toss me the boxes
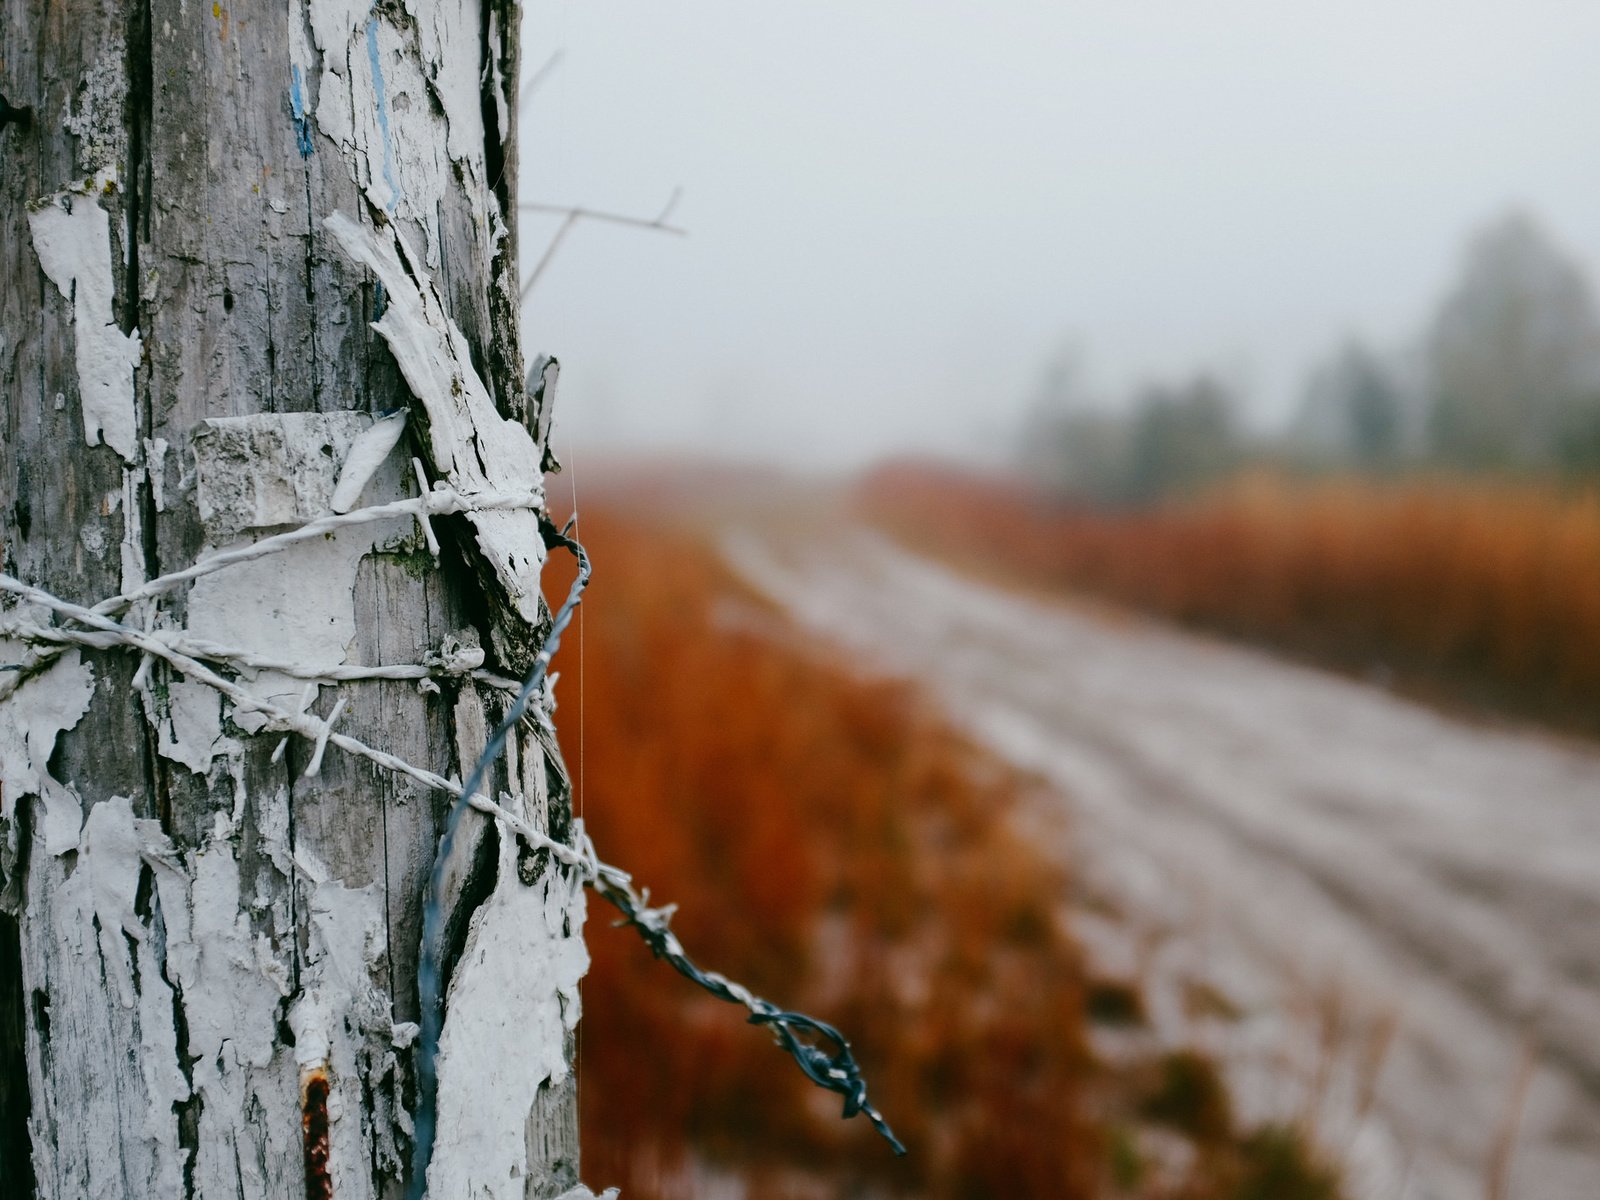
[144,436,170,511]
[405,0,486,168]
[288,851,391,1200]
[75,796,152,1007]
[23,785,394,1197]
[24,798,191,1195]
[192,410,374,536]
[152,679,231,775]
[132,926,191,1193]
[28,181,143,462]
[0,645,94,854]
[429,822,589,1197]
[305,0,370,60]
[119,467,145,592]
[331,408,408,512]
[325,213,547,632]
[302,0,488,266]
[151,812,300,1196]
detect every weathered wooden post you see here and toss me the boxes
[1,2,586,1195]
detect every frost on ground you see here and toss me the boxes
[729,526,1600,1200]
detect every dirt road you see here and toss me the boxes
[728,528,1600,1200]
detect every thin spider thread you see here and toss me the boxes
[567,436,586,1141]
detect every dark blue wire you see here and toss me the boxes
[409,516,589,1199]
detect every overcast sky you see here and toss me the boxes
[516,0,1600,469]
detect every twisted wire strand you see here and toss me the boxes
[591,869,906,1156]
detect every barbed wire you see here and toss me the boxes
[592,869,906,1155]
[2,477,905,1195]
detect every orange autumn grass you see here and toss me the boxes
[548,499,1340,1200]
[862,463,1600,734]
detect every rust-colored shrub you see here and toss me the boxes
[554,506,1100,1199]
[550,491,1344,1200]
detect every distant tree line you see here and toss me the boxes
[1022,211,1600,504]
[1018,347,1243,506]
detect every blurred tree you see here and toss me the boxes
[1016,342,1128,502]
[1018,341,1117,493]
[1293,339,1409,467]
[1121,373,1241,503]
[1425,211,1600,472]
[1020,343,1243,505]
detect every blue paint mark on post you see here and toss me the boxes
[289,65,314,158]
[366,18,403,213]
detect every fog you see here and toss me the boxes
[516,0,1600,469]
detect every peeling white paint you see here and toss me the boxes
[132,923,191,1193]
[193,410,374,537]
[19,779,400,1197]
[153,812,300,1196]
[76,796,153,1007]
[151,678,232,775]
[158,411,408,765]
[297,0,507,272]
[429,822,589,1197]
[23,798,191,1195]
[302,0,481,266]
[325,213,547,633]
[288,850,391,1200]
[405,0,486,169]
[189,524,389,740]
[254,782,296,878]
[304,0,370,65]
[28,181,143,463]
[0,644,94,854]
[144,436,170,511]
[119,467,145,592]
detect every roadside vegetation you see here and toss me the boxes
[862,464,1600,735]
[548,499,1342,1200]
